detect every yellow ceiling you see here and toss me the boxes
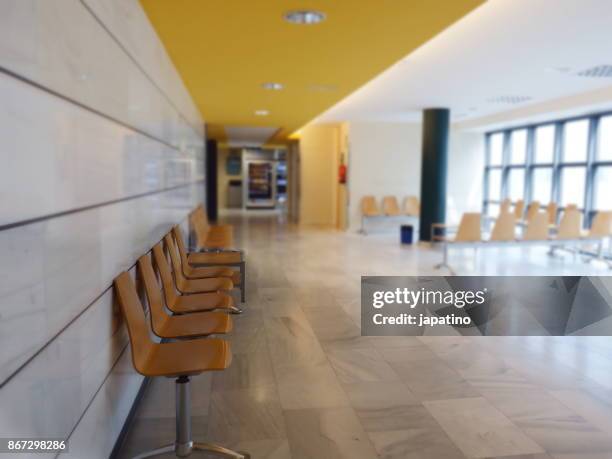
[140,0,483,143]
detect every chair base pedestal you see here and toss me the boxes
[131,442,249,459]
[131,376,249,459]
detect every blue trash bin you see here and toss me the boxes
[400,225,413,244]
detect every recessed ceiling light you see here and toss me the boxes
[487,95,532,105]
[255,109,270,116]
[262,82,284,90]
[284,10,326,25]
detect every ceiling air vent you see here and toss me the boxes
[487,95,532,104]
[576,65,612,78]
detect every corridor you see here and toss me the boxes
[118,214,612,458]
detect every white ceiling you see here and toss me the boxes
[225,126,279,147]
[316,0,612,131]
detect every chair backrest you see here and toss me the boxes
[172,226,191,272]
[189,206,211,249]
[546,202,558,225]
[525,201,541,222]
[523,211,549,240]
[382,196,401,216]
[513,200,525,219]
[490,212,516,241]
[137,254,170,335]
[403,196,420,216]
[557,208,582,239]
[565,203,578,211]
[113,272,156,375]
[151,242,178,306]
[164,234,188,290]
[454,213,482,242]
[361,196,380,216]
[500,198,512,215]
[589,211,612,238]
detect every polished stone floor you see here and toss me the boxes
[118,213,612,459]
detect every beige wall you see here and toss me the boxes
[336,122,350,230]
[346,121,484,232]
[299,124,340,226]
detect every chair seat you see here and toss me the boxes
[204,235,233,249]
[186,265,235,279]
[156,312,232,338]
[143,339,231,377]
[172,292,234,313]
[180,276,233,293]
[188,251,242,265]
[187,267,241,285]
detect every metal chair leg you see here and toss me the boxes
[131,376,249,459]
[193,442,250,458]
[240,261,246,303]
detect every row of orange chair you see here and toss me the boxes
[360,195,420,234]
[188,205,246,303]
[113,221,249,458]
[361,195,420,217]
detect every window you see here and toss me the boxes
[508,168,525,201]
[563,119,589,162]
[560,167,586,208]
[489,133,504,166]
[487,203,500,218]
[510,129,527,164]
[534,125,555,163]
[594,166,612,210]
[484,112,612,223]
[531,168,553,204]
[598,116,612,161]
[487,169,502,201]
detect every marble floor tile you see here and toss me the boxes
[303,306,371,350]
[117,416,208,459]
[211,348,276,392]
[378,343,440,362]
[391,357,480,401]
[284,407,379,459]
[218,438,291,459]
[206,386,286,445]
[424,397,545,458]
[327,347,399,384]
[550,389,612,435]
[264,316,328,368]
[293,286,341,309]
[135,375,212,419]
[369,428,466,459]
[274,362,350,410]
[117,214,612,458]
[367,336,428,349]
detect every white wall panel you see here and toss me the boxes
[0,0,202,148]
[0,1,206,457]
[0,277,142,459]
[81,0,203,135]
[0,185,203,385]
[0,71,201,226]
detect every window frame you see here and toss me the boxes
[484,111,612,226]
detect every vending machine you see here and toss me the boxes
[243,150,276,208]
